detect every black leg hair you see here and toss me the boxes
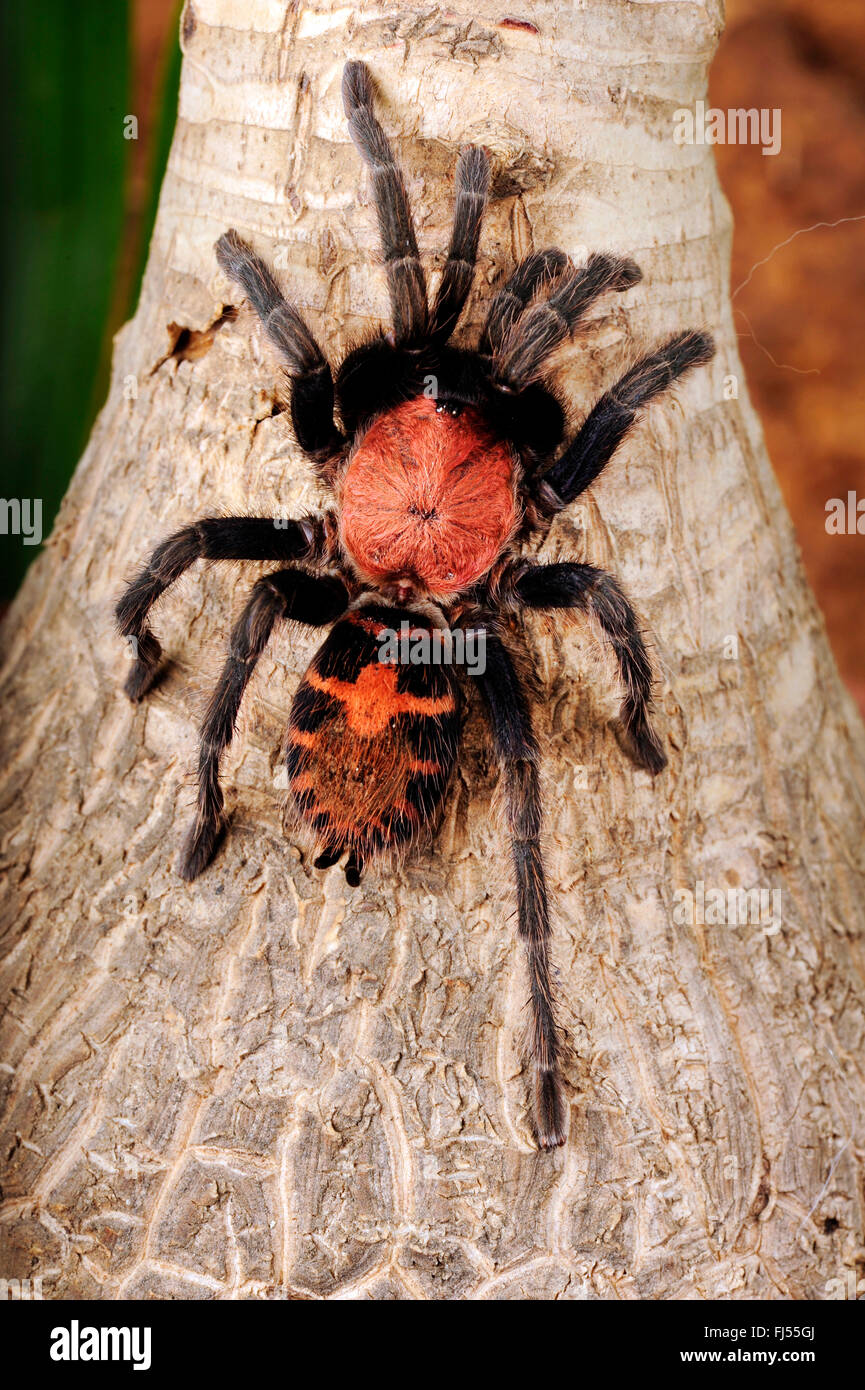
[215,230,344,467]
[475,628,567,1150]
[491,252,641,393]
[180,568,349,880]
[479,248,570,358]
[342,61,428,345]
[538,329,715,510]
[116,515,327,702]
[429,146,490,345]
[512,562,667,774]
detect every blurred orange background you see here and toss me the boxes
[711,0,865,715]
[131,0,865,714]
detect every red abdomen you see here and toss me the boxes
[340,395,517,598]
[286,606,460,867]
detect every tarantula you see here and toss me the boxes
[116,60,714,1150]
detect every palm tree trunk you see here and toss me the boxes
[1,0,863,1300]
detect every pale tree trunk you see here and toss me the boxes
[1,0,863,1302]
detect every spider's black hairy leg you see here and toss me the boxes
[429,145,490,345]
[491,251,642,392]
[475,628,567,1151]
[180,569,349,881]
[478,248,570,357]
[214,230,344,466]
[342,60,428,345]
[115,515,326,702]
[538,329,716,509]
[513,561,667,775]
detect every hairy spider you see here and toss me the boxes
[116,61,714,1150]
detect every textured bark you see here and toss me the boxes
[1,0,864,1301]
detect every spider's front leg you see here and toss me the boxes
[428,144,490,345]
[342,60,428,346]
[490,252,642,393]
[510,560,667,774]
[180,567,348,880]
[116,514,330,701]
[215,230,345,469]
[479,249,570,358]
[537,329,715,509]
[475,627,567,1151]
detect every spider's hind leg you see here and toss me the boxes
[180,569,348,880]
[475,626,568,1151]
